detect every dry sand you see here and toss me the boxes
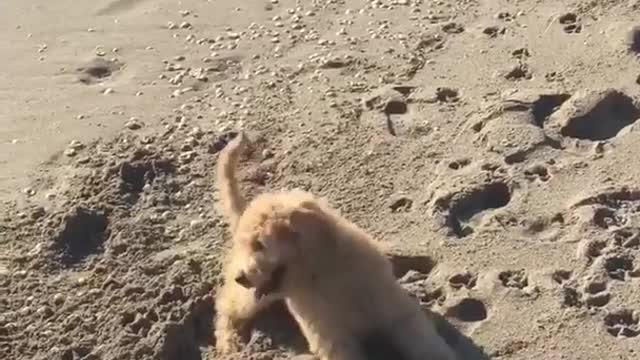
[2,0,640,359]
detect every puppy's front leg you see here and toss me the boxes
[214,280,276,353]
[214,281,253,353]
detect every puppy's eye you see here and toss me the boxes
[250,240,265,252]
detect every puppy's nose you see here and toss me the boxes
[234,272,252,288]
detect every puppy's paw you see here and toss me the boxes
[290,355,320,360]
[214,314,247,354]
[215,330,244,354]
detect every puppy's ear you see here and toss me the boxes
[288,208,317,234]
[288,202,331,238]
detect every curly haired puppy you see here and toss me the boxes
[214,132,457,360]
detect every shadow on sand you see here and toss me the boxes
[429,309,490,360]
[252,301,491,360]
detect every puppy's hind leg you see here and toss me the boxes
[391,314,458,360]
[322,342,368,360]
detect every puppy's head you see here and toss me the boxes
[232,196,328,299]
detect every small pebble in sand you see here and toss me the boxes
[262,149,274,159]
[63,148,77,157]
[18,306,32,316]
[190,219,204,227]
[103,88,114,95]
[36,306,54,318]
[125,117,142,130]
[23,188,36,196]
[179,21,192,29]
[53,294,65,305]
[88,288,103,297]
[68,140,84,150]
[167,21,178,30]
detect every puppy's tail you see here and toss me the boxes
[216,132,248,229]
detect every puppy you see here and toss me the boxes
[214,132,457,360]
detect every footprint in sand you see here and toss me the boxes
[558,187,640,318]
[554,271,612,309]
[523,163,551,182]
[603,254,636,281]
[434,181,512,238]
[388,253,437,279]
[604,309,640,338]
[498,270,528,289]
[391,254,447,308]
[428,161,512,238]
[471,89,569,163]
[362,85,417,136]
[50,207,109,266]
[582,279,611,308]
[448,271,478,290]
[547,89,640,142]
[558,12,582,34]
[362,85,459,137]
[445,298,488,323]
[76,57,123,85]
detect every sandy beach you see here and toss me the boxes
[2,0,640,359]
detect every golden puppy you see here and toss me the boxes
[214,132,457,360]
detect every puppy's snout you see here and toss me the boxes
[234,272,252,288]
